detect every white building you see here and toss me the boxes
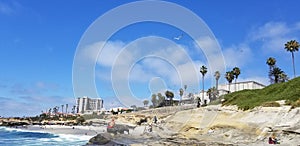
[77,96,103,114]
[181,92,210,105]
[182,81,266,105]
[194,92,210,104]
[218,81,266,95]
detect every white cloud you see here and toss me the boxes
[35,81,59,91]
[223,44,252,68]
[140,58,174,77]
[78,41,128,66]
[193,36,226,74]
[0,2,14,14]
[249,21,300,53]
[194,36,220,55]
[97,41,126,67]
[93,37,201,87]
[0,1,23,15]
[250,22,290,40]
[173,60,203,85]
[129,63,155,83]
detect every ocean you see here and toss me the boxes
[0,127,91,146]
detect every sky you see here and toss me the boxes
[1,0,300,117]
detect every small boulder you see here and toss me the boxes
[86,134,111,145]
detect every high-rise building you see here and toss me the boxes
[77,96,103,114]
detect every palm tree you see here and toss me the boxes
[206,88,212,100]
[143,100,149,107]
[179,88,184,104]
[271,67,283,83]
[52,107,57,114]
[151,94,157,107]
[266,57,276,84]
[279,72,289,83]
[200,65,208,101]
[65,104,68,114]
[61,105,64,113]
[214,71,220,94]
[165,90,174,106]
[225,71,234,93]
[71,105,76,114]
[56,106,59,114]
[284,40,299,78]
[157,93,165,107]
[212,87,218,100]
[232,67,241,92]
[48,108,52,115]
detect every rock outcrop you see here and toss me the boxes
[86,134,111,145]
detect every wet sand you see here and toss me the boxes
[26,125,106,136]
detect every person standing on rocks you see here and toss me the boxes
[153,116,158,124]
[107,118,115,128]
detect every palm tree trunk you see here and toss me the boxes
[216,79,218,91]
[292,52,296,78]
[235,79,237,92]
[180,95,182,105]
[66,104,68,114]
[216,79,219,96]
[269,66,272,84]
[228,83,231,93]
[202,76,204,102]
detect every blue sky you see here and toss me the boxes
[1,0,300,117]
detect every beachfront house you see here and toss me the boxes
[181,81,265,105]
[218,81,266,95]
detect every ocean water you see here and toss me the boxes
[0,127,91,146]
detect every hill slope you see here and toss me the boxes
[223,77,300,110]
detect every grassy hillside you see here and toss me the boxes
[222,77,300,110]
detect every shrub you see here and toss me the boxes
[76,116,85,125]
[285,100,293,105]
[261,101,280,107]
[291,98,300,108]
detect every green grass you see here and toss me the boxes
[223,77,300,110]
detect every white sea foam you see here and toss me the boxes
[0,127,29,132]
[0,126,90,146]
[56,133,93,141]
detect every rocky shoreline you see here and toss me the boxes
[86,105,300,145]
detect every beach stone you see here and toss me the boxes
[107,124,134,135]
[86,134,111,145]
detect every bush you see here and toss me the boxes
[285,100,293,105]
[76,116,85,125]
[291,99,300,109]
[261,101,280,107]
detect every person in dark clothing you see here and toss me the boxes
[153,116,157,124]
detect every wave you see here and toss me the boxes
[0,126,90,145]
[51,133,92,141]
